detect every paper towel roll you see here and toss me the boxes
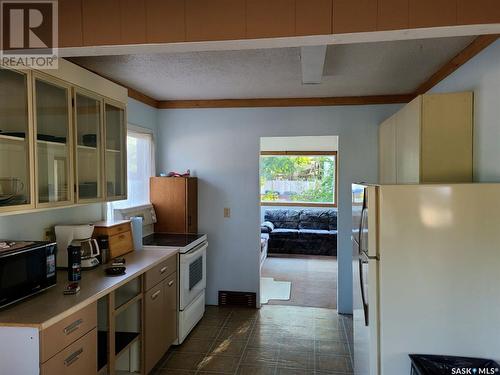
[130,216,143,250]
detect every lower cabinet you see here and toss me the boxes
[164,272,178,347]
[40,302,97,362]
[40,302,98,375]
[144,272,178,374]
[41,328,97,375]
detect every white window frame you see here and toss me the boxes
[106,123,155,219]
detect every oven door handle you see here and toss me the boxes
[181,242,208,261]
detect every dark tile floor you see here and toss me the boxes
[151,305,353,375]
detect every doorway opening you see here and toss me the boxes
[259,136,339,309]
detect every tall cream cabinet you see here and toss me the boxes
[0,60,128,213]
[379,92,473,184]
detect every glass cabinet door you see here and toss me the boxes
[75,91,103,202]
[34,76,72,205]
[104,102,126,200]
[0,69,32,209]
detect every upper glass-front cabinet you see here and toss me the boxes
[104,101,127,201]
[33,74,73,206]
[74,90,104,202]
[0,65,127,213]
[0,69,32,210]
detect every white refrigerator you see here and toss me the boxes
[352,183,500,375]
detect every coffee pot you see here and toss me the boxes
[76,238,100,269]
[55,224,100,269]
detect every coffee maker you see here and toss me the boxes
[55,224,101,269]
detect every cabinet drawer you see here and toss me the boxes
[41,328,97,375]
[108,230,133,258]
[94,222,130,237]
[41,302,97,362]
[145,255,177,291]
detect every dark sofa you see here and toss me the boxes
[261,209,337,256]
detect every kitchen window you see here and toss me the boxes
[260,151,337,207]
[107,126,155,217]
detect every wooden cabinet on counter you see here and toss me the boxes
[150,177,198,234]
[144,256,178,374]
[0,60,128,214]
[379,92,473,184]
[93,220,134,259]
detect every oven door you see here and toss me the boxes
[179,242,207,310]
[0,245,57,307]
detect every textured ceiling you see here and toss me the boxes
[69,36,475,100]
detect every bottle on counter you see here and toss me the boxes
[97,236,109,264]
[67,245,81,282]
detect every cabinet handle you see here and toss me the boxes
[160,266,167,274]
[64,347,83,367]
[151,290,161,300]
[119,234,125,240]
[168,280,174,287]
[64,318,83,335]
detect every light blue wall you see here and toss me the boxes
[127,98,160,167]
[430,39,500,181]
[128,98,158,135]
[156,104,401,313]
[0,98,157,241]
[0,204,103,240]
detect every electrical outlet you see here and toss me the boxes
[224,208,231,218]
[43,227,55,241]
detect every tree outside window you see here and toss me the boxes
[260,152,337,206]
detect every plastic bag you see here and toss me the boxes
[409,354,500,375]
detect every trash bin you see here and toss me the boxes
[409,354,500,375]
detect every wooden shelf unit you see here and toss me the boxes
[150,177,198,234]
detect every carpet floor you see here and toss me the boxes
[261,255,337,309]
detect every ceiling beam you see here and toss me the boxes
[157,95,414,109]
[414,34,499,95]
[60,24,500,58]
[127,87,159,108]
[70,34,499,110]
[300,45,327,84]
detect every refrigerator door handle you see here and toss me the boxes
[359,256,369,327]
[358,207,365,255]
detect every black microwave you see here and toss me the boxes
[0,241,57,308]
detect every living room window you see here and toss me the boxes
[260,151,337,207]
